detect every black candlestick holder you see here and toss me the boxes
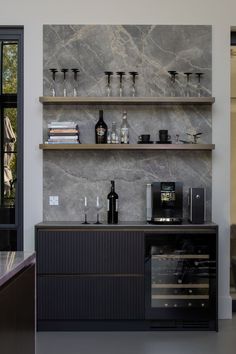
[116,71,126,97]
[129,71,138,97]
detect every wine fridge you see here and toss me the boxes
[145,229,218,330]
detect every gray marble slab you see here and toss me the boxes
[42,25,212,222]
[0,252,35,287]
[43,150,212,222]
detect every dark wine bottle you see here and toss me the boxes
[107,180,118,224]
[95,110,107,144]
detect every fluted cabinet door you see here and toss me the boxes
[36,229,145,322]
[36,230,144,274]
[37,275,144,320]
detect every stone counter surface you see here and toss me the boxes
[0,252,36,287]
[36,221,217,230]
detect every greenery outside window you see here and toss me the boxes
[0,27,23,251]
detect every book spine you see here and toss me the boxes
[46,141,80,144]
[48,135,78,140]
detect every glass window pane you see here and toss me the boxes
[0,229,17,251]
[2,43,18,94]
[0,108,17,224]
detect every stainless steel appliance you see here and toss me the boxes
[146,182,183,224]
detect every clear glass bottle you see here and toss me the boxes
[111,122,119,144]
[120,111,129,144]
[107,128,112,144]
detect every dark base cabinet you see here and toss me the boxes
[35,224,218,331]
[0,265,35,354]
[38,276,144,320]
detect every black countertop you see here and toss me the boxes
[36,221,217,231]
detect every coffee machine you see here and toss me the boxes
[146,182,183,224]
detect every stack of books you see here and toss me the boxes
[46,121,80,144]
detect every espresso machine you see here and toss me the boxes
[146,182,183,224]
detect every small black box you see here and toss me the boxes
[188,188,205,224]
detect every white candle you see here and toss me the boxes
[96,196,99,207]
[85,196,87,206]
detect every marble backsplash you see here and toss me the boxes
[42,25,212,222]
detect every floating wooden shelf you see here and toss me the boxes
[39,96,215,105]
[39,143,215,151]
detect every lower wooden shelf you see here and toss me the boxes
[39,143,215,151]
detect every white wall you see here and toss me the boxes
[0,0,234,319]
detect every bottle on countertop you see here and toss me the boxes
[95,110,107,144]
[107,180,118,224]
[120,111,129,144]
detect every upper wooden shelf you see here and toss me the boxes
[39,143,215,151]
[39,96,215,105]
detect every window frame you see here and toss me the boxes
[0,26,24,250]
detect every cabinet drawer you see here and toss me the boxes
[37,275,144,320]
[36,230,144,274]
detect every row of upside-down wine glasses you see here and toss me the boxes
[49,68,204,97]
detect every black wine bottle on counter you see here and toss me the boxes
[95,110,107,143]
[107,180,118,224]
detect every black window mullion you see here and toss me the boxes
[0,41,2,95]
[0,26,23,250]
[0,105,4,206]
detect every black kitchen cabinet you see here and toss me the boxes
[0,264,35,354]
[35,223,218,331]
[35,228,145,330]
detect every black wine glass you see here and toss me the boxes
[61,68,68,97]
[104,71,113,96]
[129,71,138,97]
[184,72,192,97]
[195,72,204,97]
[168,71,178,96]
[116,71,126,97]
[49,68,58,96]
[71,68,80,97]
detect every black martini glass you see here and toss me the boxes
[116,71,126,97]
[184,72,192,97]
[195,72,204,97]
[61,68,69,97]
[104,71,113,96]
[49,68,58,96]
[129,71,139,96]
[71,68,80,96]
[168,71,178,96]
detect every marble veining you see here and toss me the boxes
[0,252,35,287]
[43,25,212,222]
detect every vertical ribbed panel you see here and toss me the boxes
[37,275,144,320]
[36,230,144,274]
